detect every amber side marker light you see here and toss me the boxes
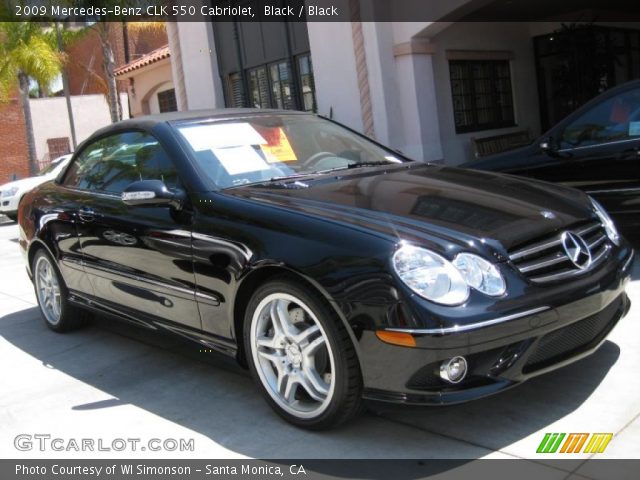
[376,330,417,347]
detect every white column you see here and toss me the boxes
[393,40,444,162]
[174,22,225,110]
[307,21,364,133]
[166,22,188,111]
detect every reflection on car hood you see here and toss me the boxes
[225,163,594,254]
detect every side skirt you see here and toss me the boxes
[68,291,238,358]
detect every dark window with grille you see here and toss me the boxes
[449,60,515,133]
[248,67,270,108]
[157,89,177,113]
[297,54,316,112]
[226,73,245,108]
[225,54,316,112]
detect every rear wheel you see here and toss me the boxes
[32,250,88,332]
[244,277,363,429]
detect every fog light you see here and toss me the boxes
[440,356,468,384]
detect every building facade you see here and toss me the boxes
[168,3,640,165]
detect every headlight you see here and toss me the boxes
[1,186,18,198]
[590,197,620,246]
[452,253,506,296]
[393,245,469,305]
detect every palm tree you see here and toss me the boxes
[0,22,64,175]
[89,21,166,123]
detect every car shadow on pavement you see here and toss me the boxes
[0,306,620,462]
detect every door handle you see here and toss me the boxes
[78,207,96,222]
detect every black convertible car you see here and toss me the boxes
[19,110,633,429]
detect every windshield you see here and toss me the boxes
[175,114,405,188]
[37,161,60,176]
[37,155,71,177]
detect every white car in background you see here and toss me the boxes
[0,154,72,222]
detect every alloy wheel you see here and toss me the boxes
[34,255,62,326]
[250,293,336,419]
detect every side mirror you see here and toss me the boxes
[121,180,185,210]
[539,137,554,153]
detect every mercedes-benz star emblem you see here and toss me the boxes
[561,232,592,270]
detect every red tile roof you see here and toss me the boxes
[114,45,170,76]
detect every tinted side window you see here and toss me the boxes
[62,132,180,193]
[560,88,640,149]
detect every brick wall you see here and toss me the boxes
[66,23,168,96]
[0,98,29,184]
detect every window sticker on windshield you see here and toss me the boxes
[212,145,271,175]
[629,121,640,137]
[179,123,267,151]
[260,128,297,163]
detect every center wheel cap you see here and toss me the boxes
[286,343,302,366]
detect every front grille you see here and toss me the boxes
[509,221,610,284]
[523,297,623,373]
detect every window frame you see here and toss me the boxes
[448,58,517,134]
[157,89,178,113]
[556,87,640,151]
[224,52,317,113]
[59,128,183,196]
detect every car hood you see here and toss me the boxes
[224,163,594,256]
[0,176,48,194]
[461,145,535,171]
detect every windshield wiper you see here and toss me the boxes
[317,161,394,174]
[268,173,316,182]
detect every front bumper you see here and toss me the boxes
[359,249,633,405]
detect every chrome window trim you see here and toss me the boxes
[586,187,640,195]
[558,137,640,153]
[384,306,551,335]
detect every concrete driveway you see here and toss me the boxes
[0,221,638,471]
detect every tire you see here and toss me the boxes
[6,214,17,222]
[244,276,363,429]
[32,249,88,332]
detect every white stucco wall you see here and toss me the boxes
[307,21,364,133]
[29,93,129,161]
[120,60,174,117]
[430,22,541,165]
[176,22,224,110]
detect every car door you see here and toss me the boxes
[60,130,201,330]
[526,86,640,228]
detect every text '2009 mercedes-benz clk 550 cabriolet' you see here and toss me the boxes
[18,110,633,429]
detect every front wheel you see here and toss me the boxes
[244,277,363,429]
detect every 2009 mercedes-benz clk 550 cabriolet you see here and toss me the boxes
[18,110,633,429]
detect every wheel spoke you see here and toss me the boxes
[302,363,330,398]
[292,324,319,346]
[257,349,284,368]
[256,335,279,349]
[297,372,327,402]
[302,335,326,363]
[270,299,295,337]
[283,376,298,403]
[277,371,289,396]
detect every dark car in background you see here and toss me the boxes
[464,80,640,237]
[18,110,633,429]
